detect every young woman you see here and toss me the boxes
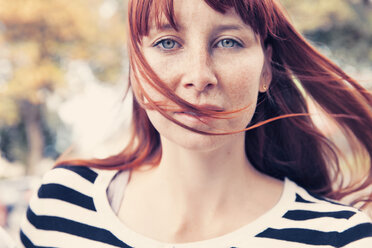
[20,0,372,247]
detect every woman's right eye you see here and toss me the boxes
[154,39,180,50]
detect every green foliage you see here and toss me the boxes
[0,0,127,125]
[0,0,127,171]
[281,0,372,66]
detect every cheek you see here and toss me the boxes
[142,48,180,83]
[217,63,262,108]
[140,51,182,103]
[140,81,165,103]
[216,47,264,85]
[216,54,264,127]
[134,67,173,105]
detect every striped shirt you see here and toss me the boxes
[20,165,372,248]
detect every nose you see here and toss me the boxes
[181,46,217,92]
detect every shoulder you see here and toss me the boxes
[19,165,120,247]
[279,179,372,247]
[49,164,100,185]
[31,165,101,210]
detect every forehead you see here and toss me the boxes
[149,0,248,32]
[130,0,269,42]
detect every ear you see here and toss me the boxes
[259,45,273,93]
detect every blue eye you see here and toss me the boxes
[216,39,241,48]
[155,39,178,50]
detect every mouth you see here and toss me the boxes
[174,111,203,119]
[175,111,199,116]
[174,104,224,114]
[196,104,225,112]
[173,105,224,125]
[173,112,207,126]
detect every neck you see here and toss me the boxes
[123,133,283,242]
[138,133,266,215]
[158,133,253,195]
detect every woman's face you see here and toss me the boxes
[139,0,271,151]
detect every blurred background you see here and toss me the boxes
[0,0,371,243]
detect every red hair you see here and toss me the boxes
[56,0,372,209]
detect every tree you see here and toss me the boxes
[0,0,127,174]
[281,0,372,67]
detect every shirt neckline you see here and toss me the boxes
[93,169,295,248]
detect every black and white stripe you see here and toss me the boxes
[256,186,372,247]
[20,166,132,248]
[20,165,372,248]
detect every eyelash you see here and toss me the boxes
[154,39,180,50]
[153,38,243,51]
[214,39,242,48]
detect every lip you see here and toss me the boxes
[173,104,224,125]
[194,104,224,112]
[174,112,210,125]
[173,104,224,113]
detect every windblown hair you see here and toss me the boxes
[57,0,372,209]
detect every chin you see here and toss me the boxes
[173,132,219,150]
[161,126,241,153]
[147,110,247,152]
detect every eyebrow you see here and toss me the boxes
[214,24,244,33]
[153,23,245,33]
[156,23,178,31]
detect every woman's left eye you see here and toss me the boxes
[215,39,241,48]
